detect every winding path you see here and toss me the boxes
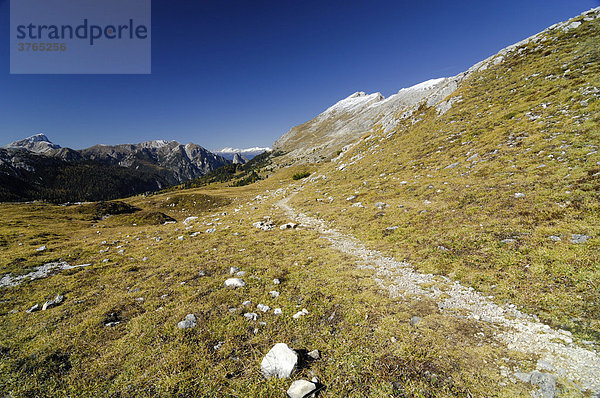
[276,189,600,395]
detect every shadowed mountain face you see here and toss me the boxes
[1,137,230,202]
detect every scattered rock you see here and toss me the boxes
[26,304,40,313]
[244,312,258,321]
[36,245,47,252]
[374,202,388,209]
[236,271,246,277]
[548,235,561,242]
[501,238,516,244]
[224,278,246,288]
[514,192,526,198]
[183,216,198,225]
[293,309,309,319]
[253,218,275,231]
[409,316,421,326]
[571,234,590,244]
[206,228,216,233]
[280,223,298,230]
[261,343,298,378]
[242,300,252,306]
[229,267,240,274]
[42,294,64,311]
[287,380,317,398]
[257,304,271,312]
[346,195,356,201]
[307,349,320,360]
[273,278,281,285]
[274,308,283,315]
[269,291,280,298]
[177,313,197,329]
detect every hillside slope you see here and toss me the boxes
[290,6,600,341]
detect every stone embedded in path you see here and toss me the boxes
[42,294,64,311]
[261,343,298,379]
[224,278,246,288]
[177,313,197,329]
[287,379,317,398]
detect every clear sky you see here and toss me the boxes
[1,0,599,150]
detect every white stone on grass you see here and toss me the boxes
[257,304,270,312]
[261,343,298,379]
[224,278,246,288]
[177,313,197,329]
[287,380,317,398]
[292,308,309,319]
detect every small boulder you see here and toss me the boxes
[257,304,271,312]
[261,343,298,378]
[225,278,246,288]
[292,309,309,319]
[571,234,590,244]
[287,380,317,398]
[307,349,320,360]
[244,312,258,321]
[26,304,40,313]
[42,294,64,311]
[177,313,197,329]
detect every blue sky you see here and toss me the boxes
[1,0,599,150]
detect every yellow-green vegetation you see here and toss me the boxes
[0,179,538,397]
[289,14,600,344]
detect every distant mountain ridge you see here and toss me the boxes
[1,135,231,202]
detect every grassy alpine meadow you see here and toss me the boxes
[0,170,546,397]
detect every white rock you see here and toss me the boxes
[42,294,64,310]
[307,349,320,360]
[292,309,309,319]
[36,245,47,252]
[273,278,281,285]
[183,216,198,225]
[230,267,240,274]
[274,308,283,315]
[280,223,298,230]
[261,343,298,378]
[287,380,317,398]
[177,313,197,329]
[514,192,526,198]
[257,304,271,312]
[269,291,280,298]
[224,278,246,288]
[244,312,258,321]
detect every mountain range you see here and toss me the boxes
[0,135,268,202]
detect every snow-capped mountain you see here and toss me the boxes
[213,147,270,162]
[5,133,61,153]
